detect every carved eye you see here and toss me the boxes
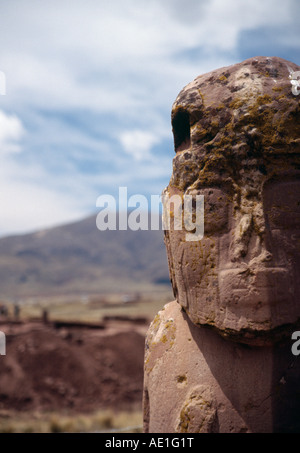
[172,108,191,152]
[187,188,229,234]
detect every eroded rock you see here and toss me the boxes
[167,56,300,342]
[143,56,300,433]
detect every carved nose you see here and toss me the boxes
[230,213,253,261]
[249,249,273,266]
[230,212,273,263]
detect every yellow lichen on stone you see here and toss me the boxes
[176,386,217,433]
[272,86,283,92]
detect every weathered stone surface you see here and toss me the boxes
[165,56,300,343]
[143,56,300,433]
[143,301,300,433]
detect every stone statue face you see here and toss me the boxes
[164,56,300,344]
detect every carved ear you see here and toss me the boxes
[171,108,191,152]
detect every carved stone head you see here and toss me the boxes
[164,56,300,345]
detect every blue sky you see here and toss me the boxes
[0,0,299,236]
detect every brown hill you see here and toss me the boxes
[0,214,171,299]
[0,317,147,414]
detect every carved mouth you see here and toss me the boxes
[218,267,295,325]
[219,267,289,287]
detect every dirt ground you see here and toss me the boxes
[0,317,148,414]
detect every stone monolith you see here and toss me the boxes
[143,56,300,433]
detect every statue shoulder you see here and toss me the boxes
[144,300,182,373]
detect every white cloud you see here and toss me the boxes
[0,71,5,95]
[0,152,93,237]
[120,130,162,161]
[0,0,293,115]
[0,110,24,154]
[0,0,298,236]
[0,179,85,237]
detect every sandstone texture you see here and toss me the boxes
[143,301,300,433]
[143,56,300,433]
[165,56,300,343]
[0,318,146,413]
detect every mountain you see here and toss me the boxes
[0,214,171,299]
